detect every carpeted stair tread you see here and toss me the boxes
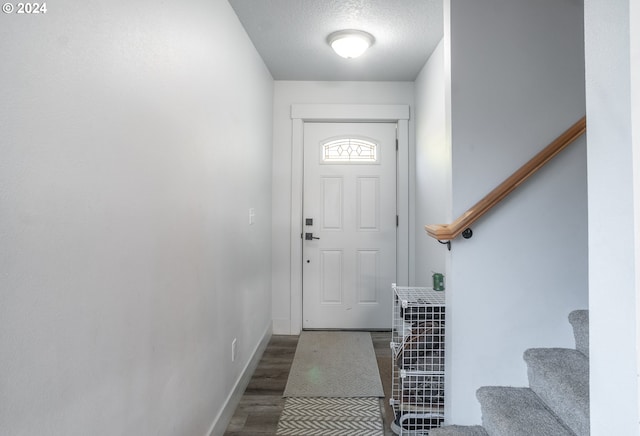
[568,310,589,357]
[524,347,589,436]
[429,425,488,436]
[476,386,574,436]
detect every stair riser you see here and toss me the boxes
[524,348,589,436]
[428,426,488,436]
[477,387,575,436]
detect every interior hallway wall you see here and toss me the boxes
[0,1,273,435]
[444,0,588,424]
[272,81,415,334]
[584,0,640,433]
[414,38,451,287]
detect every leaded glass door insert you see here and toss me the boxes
[322,138,378,163]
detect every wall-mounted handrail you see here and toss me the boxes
[425,116,586,242]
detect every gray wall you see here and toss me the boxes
[0,1,274,434]
[414,38,450,287]
[444,0,588,424]
[585,0,640,433]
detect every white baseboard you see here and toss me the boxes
[207,323,272,436]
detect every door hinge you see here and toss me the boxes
[396,215,399,227]
[396,138,398,151]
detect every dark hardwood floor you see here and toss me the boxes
[223,331,394,436]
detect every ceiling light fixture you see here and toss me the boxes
[327,29,375,59]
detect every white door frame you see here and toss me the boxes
[290,104,410,334]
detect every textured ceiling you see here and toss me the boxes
[228,0,443,81]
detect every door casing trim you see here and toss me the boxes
[290,104,410,334]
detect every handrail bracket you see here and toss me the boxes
[438,240,452,251]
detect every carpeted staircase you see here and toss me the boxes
[430,310,589,436]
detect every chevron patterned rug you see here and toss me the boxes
[276,397,384,436]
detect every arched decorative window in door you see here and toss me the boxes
[321,138,379,163]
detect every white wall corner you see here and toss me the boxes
[272,318,292,335]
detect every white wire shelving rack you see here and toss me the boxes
[390,284,446,435]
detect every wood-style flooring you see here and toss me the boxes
[224,332,394,435]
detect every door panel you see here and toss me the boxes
[303,122,396,329]
[357,177,379,230]
[322,177,343,230]
[320,250,343,303]
[357,250,379,303]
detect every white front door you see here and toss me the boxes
[302,122,397,329]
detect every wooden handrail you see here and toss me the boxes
[425,116,586,242]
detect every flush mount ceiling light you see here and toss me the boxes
[327,29,375,59]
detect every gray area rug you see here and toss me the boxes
[276,397,384,436]
[283,331,384,398]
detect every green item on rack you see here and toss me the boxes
[432,273,445,291]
